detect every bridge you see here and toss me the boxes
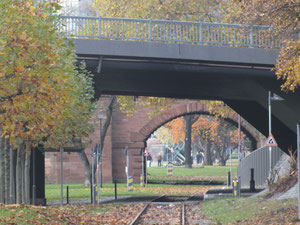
[27,16,299,204]
[58,16,299,152]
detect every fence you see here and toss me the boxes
[237,146,285,188]
[58,16,281,48]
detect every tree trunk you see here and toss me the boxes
[21,146,26,204]
[203,141,213,165]
[4,138,10,204]
[184,115,192,168]
[16,142,24,204]
[218,157,227,166]
[100,96,116,153]
[77,151,91,185]
[0,136,5,203]
[24,145,31,204]
[93,95,117,175]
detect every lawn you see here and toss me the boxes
[148,165,237,177]
[46,165,237,202]
[147,165,237,183]
[200,197,298,224]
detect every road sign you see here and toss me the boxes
[265,134,278,147]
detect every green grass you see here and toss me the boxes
[46,183,203,201]
[200,197,297,224]
[148,165,237,177]
[46,165,238,201]
[147,165,237,183]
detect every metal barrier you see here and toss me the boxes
[237,146,285,187]
[58,16,281,48]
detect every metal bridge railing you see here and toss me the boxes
[58,16,281,48]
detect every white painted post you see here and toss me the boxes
[91,149,95,204]
[60,147,63,205]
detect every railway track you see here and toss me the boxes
[129,195,205,225]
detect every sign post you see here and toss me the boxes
[265,134,278,177]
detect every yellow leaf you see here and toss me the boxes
[15,65,25,72]
[20,31,27,40]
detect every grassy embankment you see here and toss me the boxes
[0,197,298,224]
[200,197,298,224]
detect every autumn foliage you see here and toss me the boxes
[0,0,95,147]
[157,114,246,166]
[0,0,95,204]
[229,0,300,91]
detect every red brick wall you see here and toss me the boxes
[45,98,260,184]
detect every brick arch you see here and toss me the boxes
[136,101,259,150]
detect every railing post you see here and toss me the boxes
[99,17,102,40]
[250,25,254,48]
[149,19,152,42]
[199,20,203,45]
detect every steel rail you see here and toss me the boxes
[129,202,151,225]
[129,195,197,225]
[58,15,282,49]
[129,195,165,225]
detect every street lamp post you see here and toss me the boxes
[98,113,104,188]
[268,91,284,175]
[268,91,272,176]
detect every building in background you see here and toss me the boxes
[59,0,96,16]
